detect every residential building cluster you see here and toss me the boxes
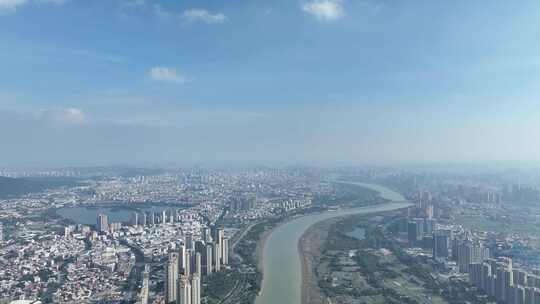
[0,167,359,303]
[165,226,230,304]
[470,257,540,304]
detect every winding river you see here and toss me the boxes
[255,182,411,304]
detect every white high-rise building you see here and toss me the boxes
[195,252,202,276]
[185,249,192,277]
[470,263,483,287]
[432,230,451,259]
[217,228,224,261]
[191,274,201,304]
[97,214,108,233]
[178,275,192,304]
[222,238,229,265]
[142,212,147,226]
[202,227,212,243]
[64,226,71,238]
[179,245,187,275]
[213,242,221,272]
[185,234,194,250]
[524,287,535,304]
[167,252,179,303]
[131,212,139,226]
[458,241,490,273]
[140,265,150,304]
[481,262,492,292]
[496,259,513,302]
[205,243,213,275]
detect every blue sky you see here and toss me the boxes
[1,0,540,167]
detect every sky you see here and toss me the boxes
[1,0,540,167]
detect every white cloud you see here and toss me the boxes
[148,66,186,84]
[35,0,68,5]
[181,9,226,24]
[61,108,87,124]
[121,0,144,8]
[153,3,171,20]
[302,0,344,21]
[38,108,87,125]
[0,0,29,11]
[0,0,67,11]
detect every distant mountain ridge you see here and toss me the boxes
[0,176,80,198]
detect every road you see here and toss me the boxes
[230,220,261,263]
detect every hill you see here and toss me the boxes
[0,176,80,198]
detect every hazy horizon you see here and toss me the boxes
[2,0,540,167]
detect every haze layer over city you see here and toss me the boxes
[2,1,540,304]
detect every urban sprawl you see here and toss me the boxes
[2,167,540,304]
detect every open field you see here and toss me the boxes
[300,211,448,304]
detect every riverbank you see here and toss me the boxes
[299,217,340,304]
[255,182,412,304]
[298,210,450,304]
[256,225,273,273]
[256,202,412,304]
[255,204,383,299]
[332,180,408,202]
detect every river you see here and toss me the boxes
[255,182,411,304]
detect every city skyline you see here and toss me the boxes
[3,2,540,302]
[2,1,540,166]
[2,165,540,303]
